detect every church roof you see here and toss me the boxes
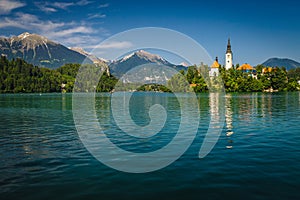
[226,38,232,54]
[237,63,253,70]
[210,57,220,68]
[211,61,220,68]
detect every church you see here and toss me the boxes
[209,38,256,77]
[225,38,233,70]
[209,38,233,77]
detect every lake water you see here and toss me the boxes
[1,92,300,199]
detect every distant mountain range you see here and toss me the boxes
[2,32,299,76]
[0,33,187,76]
[262,58,300,70]
[0,32,92,69]
[109,50,187,77]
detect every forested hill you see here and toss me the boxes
[1,56,300,93]
[262,58,300,70]
[0,56,117,93]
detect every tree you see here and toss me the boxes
[0,58,118,93]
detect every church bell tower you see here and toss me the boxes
[225,38,233,70]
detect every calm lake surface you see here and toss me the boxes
[1,92,300,200]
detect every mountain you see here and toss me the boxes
[70,47,110,74]
[109,50,187,77]
[70,47,108,64]
[0,32,92,69]
[262,58,300,70]
[180,62,190,67]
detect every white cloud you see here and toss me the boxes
[0,17,25,29]
[46,26,95,38]
[63,35,102,48]
[3,12,66,32]
[0,13,42,29]
[77,0,94,6]
[52,2,74,9]
[35,0,95,12]
[34,2,57,13]
[99,3,109,8]
[15,12,39,22]
[0,1,111,51]
[95,41,133,49]
[0,0,25,15]
[88,13,106,19]
[0,12,105,48]
[41,6,57,13]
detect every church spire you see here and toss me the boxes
[226,38,232,54]
[225,38,233,70]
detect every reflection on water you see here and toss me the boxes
[199,92,225,157]
[1,93,300,199]
[225,94,234,149]
[62,94,67,111]
[225,94,233,136]
[222,93,294,149]
[261,93,273,118]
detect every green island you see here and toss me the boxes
[0,56,300,93]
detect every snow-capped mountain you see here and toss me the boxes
[120,50,169,64]
[109,50,187,77]
[0,32,92,69]
[0,33,187,75]
[180,62,190,67]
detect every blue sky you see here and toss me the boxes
[0,0,299,65]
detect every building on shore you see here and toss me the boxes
[237,63,257,79]
[262,67,275,74]
[225,38,233,70]
[209,57,220,77]
[209,38,233,77]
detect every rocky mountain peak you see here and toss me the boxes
[121,50,166,64]
[17,32,31,40]
[109,50,186,77]
[0,33,92,69]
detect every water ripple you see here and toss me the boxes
[0,93,300,199]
